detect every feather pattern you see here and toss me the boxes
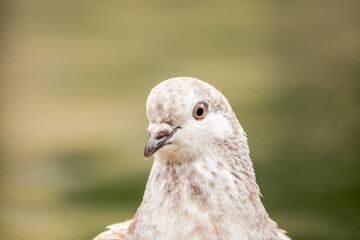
[94,77,291,240]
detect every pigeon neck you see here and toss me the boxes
[128,144,280,239]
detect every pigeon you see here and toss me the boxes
[94,77,291,240]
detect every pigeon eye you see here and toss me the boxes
[193,101,208,120]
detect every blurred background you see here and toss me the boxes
[0,1,359,240]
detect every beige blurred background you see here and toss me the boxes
[1,1,359,240]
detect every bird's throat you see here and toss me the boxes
[128,154,279,239]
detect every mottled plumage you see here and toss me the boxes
[94,77,290,240]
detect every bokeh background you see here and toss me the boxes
[1,1,359,240]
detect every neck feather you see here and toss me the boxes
[128,139,280,239]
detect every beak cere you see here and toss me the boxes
[144,126,180,159]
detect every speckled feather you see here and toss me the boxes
[94,77,290,240]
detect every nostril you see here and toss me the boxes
[151,126,179,142]
[155,135,166,140]
[155,130,170,140]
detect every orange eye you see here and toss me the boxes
[193,101,208,120]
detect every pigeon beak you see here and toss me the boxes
[144,126,180,159]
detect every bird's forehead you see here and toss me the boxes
[146,77,230,124]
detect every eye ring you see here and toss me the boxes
[193,101,208,120]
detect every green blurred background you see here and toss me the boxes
[1,1,359,240]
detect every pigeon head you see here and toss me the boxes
[144,77,242,162]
